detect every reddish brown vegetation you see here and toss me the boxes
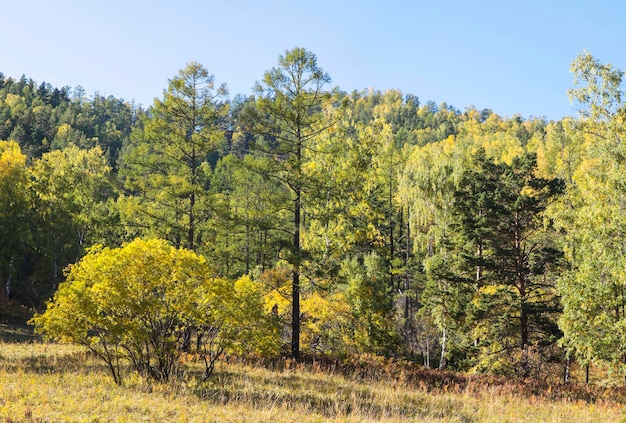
[230,353,626,405]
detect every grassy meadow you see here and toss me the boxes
[0,324,625,422]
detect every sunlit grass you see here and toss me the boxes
[0,337,624,422]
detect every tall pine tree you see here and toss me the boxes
[426,149,564,374]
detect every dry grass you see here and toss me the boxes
[0,333,625,422]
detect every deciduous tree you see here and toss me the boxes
[553,51,626,370]
[0,140,30,299]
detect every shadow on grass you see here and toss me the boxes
[0,349,104,373]
[226,353,626,406]
[190,366,475,422]
[0,298,40,343]
[0,323,38,343]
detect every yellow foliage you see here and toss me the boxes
[260,268,292,315]
[4,93,24,108]
[264,289,291,316]
[300,291,352,353]
[0,141,29,215]
[478,284,508,296]
[55,123,72,138]
[32,238,279,383]
[0,140,26,176]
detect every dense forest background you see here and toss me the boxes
[1,48,625,381]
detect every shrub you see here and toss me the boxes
[31,238,279,384]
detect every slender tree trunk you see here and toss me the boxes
[520,305,529,348]
[225,194,231,274]
[516,218,529,348]
[183,143,198,353]
[291,130,303,361]
[4,258,13,299]
[476,243,483,286]
[5,273,11,300]
[520,255,529,349]
[404,207,411,320]
[292,187,301,361]
[389,167,395,289]
[189,192,195,251]
[245,185,251,274]
[189,145,196,251]
[439,325,447,370]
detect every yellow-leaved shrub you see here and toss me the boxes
[32,238,279,384]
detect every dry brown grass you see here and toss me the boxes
[0,332,624,422]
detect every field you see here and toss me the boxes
[0,324,624,423]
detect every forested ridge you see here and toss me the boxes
[2,49,625,383]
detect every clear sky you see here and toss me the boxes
[2,1,624,120]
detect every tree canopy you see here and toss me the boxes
[5,48,626,383]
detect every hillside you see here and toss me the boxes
[2,49,626,389]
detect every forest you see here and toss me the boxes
[1,47,625,385]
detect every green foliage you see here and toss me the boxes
[119,62,227,252]
[30,145,117,266]
[195,274,281,378]
[0,140,30,300]
[260,256,399,357]
[246,47,334,360]
[340,253,400,355]
[0,73,135,165]
[9,50,626,384]
[553,51,626,371]
[0,74,134,305]
[424,150,564,373]
[207,153,291,277]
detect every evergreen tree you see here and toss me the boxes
[120,62,228,251]
[427,150,564,373]
[245,47,333,360]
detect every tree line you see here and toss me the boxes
[2,48,625,382]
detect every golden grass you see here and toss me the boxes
[0,339,624,423]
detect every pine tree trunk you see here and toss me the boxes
[292,187,301,361]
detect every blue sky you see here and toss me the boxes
[2,1,624,120]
